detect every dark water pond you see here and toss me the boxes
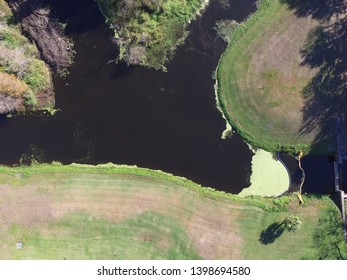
[0,0,334,194]
[281,155,334,194]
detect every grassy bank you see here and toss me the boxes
[95,0,208,69]
[0,163,343,259]
[0,0,53,113]
[216,0,324,154]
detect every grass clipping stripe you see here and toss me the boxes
[216,0,320,153]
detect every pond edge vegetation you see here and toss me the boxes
[1,162,346,259]
[0,0,54,113]
[0,162,332,213]
[216,0,309,155]
[95,0,210,70]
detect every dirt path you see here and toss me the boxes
[7,0,73,73]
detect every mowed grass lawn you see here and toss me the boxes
[0,164,338,259]
[217,0,321,152]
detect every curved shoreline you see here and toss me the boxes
[216,0,315,154]
[0,162,335,259]
[216,0,276,150]
[238,149,290,197]
[277,152,292,190]
[0,162,306,211]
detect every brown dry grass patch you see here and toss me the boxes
[0,173,245,259]
[217,0,340,152]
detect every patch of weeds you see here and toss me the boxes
[0,0,53,113]
[214,20,240,43]
[267,100,281,108]
[96,0,208,69]
[23,59,50,93]
[20,144,46,165]
[24,89,38,108]
[261,69,279,81]
[0,28,27,49]
[0,0,12,21]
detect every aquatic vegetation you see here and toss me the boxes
[238,149,290,197]
[96,0,209,69]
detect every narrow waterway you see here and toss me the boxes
[281,154,334,194]
[0,0,334,194]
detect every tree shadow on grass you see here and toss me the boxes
[280,0,347,153]
[281,0,345,21]
[314,206,347,260]
[259,222,285,245]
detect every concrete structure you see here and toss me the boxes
[16,242,23,249]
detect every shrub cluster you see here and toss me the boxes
[96,0,207,69]
[0,0,52,112]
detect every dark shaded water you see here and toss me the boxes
[281,154,334,194]
[0,0,335,194]
[342,163,347,192]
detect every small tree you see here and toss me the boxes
[283,215,302,232]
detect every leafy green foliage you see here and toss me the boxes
[23,60,51,93]
[0,0,52,112]
[0,0,11,21]
[96,0,207,69]
[283,215,302,232]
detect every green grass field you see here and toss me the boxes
[216,0,326,153]
[0,163,344,259]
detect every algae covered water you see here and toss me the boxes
[0,0,334,194]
